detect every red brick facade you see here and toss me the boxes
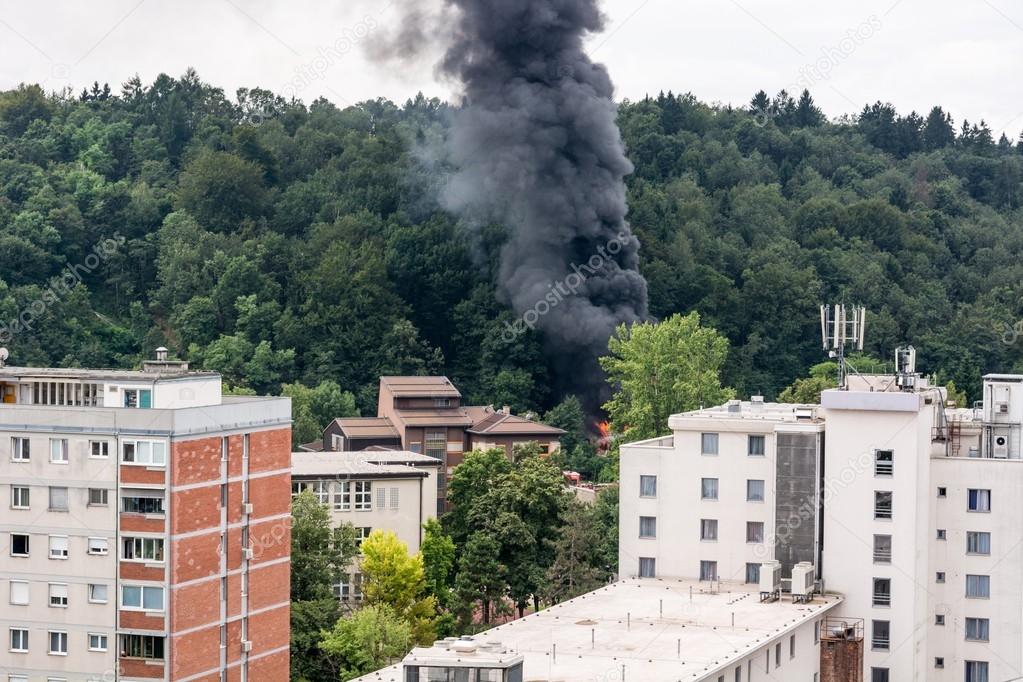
[143,425,292,681]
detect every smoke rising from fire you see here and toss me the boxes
[374,0,649,395]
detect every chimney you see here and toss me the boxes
[143,347,189,374]
[502,405,511,414]
[155,346,168,361]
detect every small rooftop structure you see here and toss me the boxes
[380,375,461,398]
[465,405,566,436]
[668,398,823,427]
[331,417,400,439]
[351,578,842,682]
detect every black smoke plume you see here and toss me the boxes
[377,0,649,401]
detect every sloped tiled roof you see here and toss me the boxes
[332,417,400,439]
[465,405,566,436]
[380,376,461,398]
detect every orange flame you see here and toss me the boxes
[596,420,611,439]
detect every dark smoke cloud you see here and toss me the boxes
[376,0,649,401]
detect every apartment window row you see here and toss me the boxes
[9,485,110,510]
[700,433,765,456]
[699,519,764,543]
[699,477,766,502]
[8,533,109,558]
[291,479,376,511]
[9,580,110,606]
[7,628,98,656]
[9,437,114,463]
[121,493,164,515]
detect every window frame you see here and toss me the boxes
[120,584,165,612]
[748,434,765,456]
[121,439,167,467]
[639,475,657,498]
[11,437,30,462]
[873,449,894,476]
[701,477,719,500]
[10,627,28,653]
[89,440,109,458]
[967,488,991,513]
[638,516,657,539]
[11,485,29,509]
[965,574,991,599]
[966,531,991,555]
[701,433,719,455]
[48,535,69,560]
[700,518,718,541]
[48,486,69,512]
[48,583,69,608]
[88,633,108,652]
[965,617,990,642]
[49,438,69,464]
[746,479,765,502]
[10,533,30,557]
[746,521,765,544]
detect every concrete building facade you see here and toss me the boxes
[0,360,291,682]
[620,370,1023,682]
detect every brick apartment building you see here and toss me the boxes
[0,351,291,682]
[308,376,564,510]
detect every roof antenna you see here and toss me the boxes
[820,304,866,390]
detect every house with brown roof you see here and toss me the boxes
[311,376,565,511]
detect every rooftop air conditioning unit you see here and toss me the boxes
[791,562,816,601]
[993,435,1009,459]
[759,560,782,596]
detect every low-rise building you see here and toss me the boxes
[290,450,440,603]
[352,578,842,682]
[313,377,564,510]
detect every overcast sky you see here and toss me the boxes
[2,0,1022,137]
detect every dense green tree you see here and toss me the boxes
[359,530,437,645]
[601,312,735,440]
[284,380,359,447]
[319,605,412,681]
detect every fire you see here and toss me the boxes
[596,420,611,439]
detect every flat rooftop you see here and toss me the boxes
[291,450,440,478]
[0,365,218,382]
[669,400,822,426]
[380,375,461,398]
[352,578,841,682]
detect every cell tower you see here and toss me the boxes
[820,304,866,390]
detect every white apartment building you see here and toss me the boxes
[621,370,1023,682]
[290,450,439,603]
[0,353,293,682]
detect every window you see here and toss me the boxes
[745,562,760,584]
[873,534,892,563]
[935,657,944,669]
[87,538,109,555]
[48,487,68,511]
[967,531,991,555]
[390,487,399,509]
[874,491,892,519]
[700,560,718,581]
[11,486,29,509]
[89,441,109,458]
[790,634,795,659]
[936,528,947,540]
[121,440,166,466]
[965,617,990,642]
[121,585,165,611]
[746,521,764,543]
[639,475,657,497]
[746,479,765,502]
[775,642,781,668]
[734,667,741,682]
[302,480,329,506]
[871,620,890,650]
[701,477,718,500]
[10,628,28,652]
[88,584,108,603]
[122,537,164,562]
[48,629,67,654]
[701,519,718,541]
[88,488,108,506]
[935,614,945,625]
[748,435,765,456]
[967,488,991,512]
[123,389,152,409]
[333,481,350,511]
[120,634,164,660]
[433,398,451,407]
[936,572,945,583]
[874,449,893,476]
[11,533,29,556]
[49,583,68,607]
[966,574,990,599]
[870,669,890,682]
[88,633,108,652]
[639,516,656,539]
[353,481,372,510]
[11,437,29,462]
[872,578,891,606]
[49,535,69,559]
[354,527,373,547]
[701,433,719,455]
[638,557,656,578]
[49,438,68,464]
[937,486,947,497]
[122,495,164,514]
[10,580,28,605]
[965,661,989,682]
[424,430,446,460]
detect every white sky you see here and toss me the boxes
[2,0,1022,137]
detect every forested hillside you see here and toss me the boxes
[1,71,1021,413]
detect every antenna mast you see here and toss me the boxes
[820,304,866,390]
